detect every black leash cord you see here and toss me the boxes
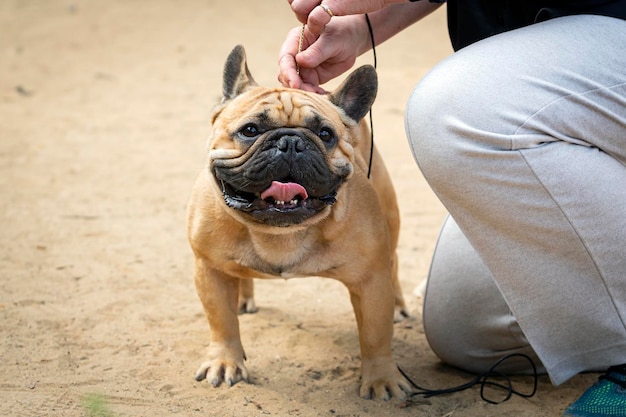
[364,13,376,179]
[398,353,539,405]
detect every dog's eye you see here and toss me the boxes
[239,124,260,138]
[318,127,335,142]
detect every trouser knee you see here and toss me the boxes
[422,216,545,375]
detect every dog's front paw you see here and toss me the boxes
[194,357,249,387]
[359,358,412,401]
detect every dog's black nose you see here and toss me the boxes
[277,135,306,154]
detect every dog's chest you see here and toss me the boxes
[234,231,334,278]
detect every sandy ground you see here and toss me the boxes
[0,1,597,416]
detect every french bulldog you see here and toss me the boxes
[187,45,410,400]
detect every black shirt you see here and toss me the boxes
[444,0,626,50]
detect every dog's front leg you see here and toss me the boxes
[347,272,411,400]
[193,258,248,387]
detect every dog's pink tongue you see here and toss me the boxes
[260,181,308,202]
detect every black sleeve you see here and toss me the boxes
[446,0,626,51]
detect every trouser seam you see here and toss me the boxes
[517,148,626,329]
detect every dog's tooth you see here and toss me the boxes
[290,199,297,205]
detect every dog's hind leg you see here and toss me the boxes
[238,278,258,314]
[390,252,410,322]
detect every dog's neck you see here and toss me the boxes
[247,227,319,268]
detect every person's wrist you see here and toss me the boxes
[351,14,374,56]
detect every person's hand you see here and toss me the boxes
[278,15,365,93]
[279,0,406,92]
[288,0,404,36]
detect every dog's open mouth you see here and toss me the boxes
[220,180,337,226]
[260,181,309,208]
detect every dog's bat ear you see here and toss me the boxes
[222,45,257,101]
[328,65,378,122]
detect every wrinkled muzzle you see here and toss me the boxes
[212,129,348,227]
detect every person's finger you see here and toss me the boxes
[305,4,334,37]
[278,53,302,89]
[294,25,340,70]
[279,25,303,57]
[295,41,327,70]
[298,68,329,94]
[278,26,307,88]
[289,0,320,23]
